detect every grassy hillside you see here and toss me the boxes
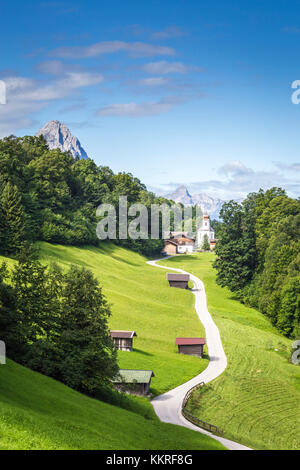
[37,242,209,395]
[0,243,226,450]
[160,253,300,450]
[0,359,225,450]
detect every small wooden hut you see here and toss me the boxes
[175,338,205,357]
[162,239,178,255]
[166,273,190,289]
[110,330,137,352]
[112,369,155,396]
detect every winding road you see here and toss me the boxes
[147,257,251,451]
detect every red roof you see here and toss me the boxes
[176,337,205,345]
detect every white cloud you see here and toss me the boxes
[0,99,44,137]
[151,26,186,40]
[274,161,300,172]
[36,60,82,75]
[9,72,103,102]
[138,77,169,87]
[218,160,253,176]
[142,61,191,75]
[97,97,182,117]
[162,160,300,200]
[50,41,175,59]
[0,71,103,136]
[5,77,36,91]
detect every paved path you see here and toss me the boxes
[147,257,251,451]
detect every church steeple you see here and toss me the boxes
[202,213,210,230]
[196,213,215,249]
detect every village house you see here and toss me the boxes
[162,232,195,255]
[110,330,137,352]
[167,273,190,289]
[162,215,217,254]
[175,338,205,357]
[112,369,155,396]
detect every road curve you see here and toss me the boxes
[147,257,251,451]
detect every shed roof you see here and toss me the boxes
[167,273,190,282]
[164,239,178,246]
[110,330,137,339]
[176,338,205,345]
[113,369,155,384]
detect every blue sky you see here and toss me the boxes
[1,0,300,200]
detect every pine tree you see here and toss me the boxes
[0,182,26,255]
[57,265,119,395]
[201,234,210,251]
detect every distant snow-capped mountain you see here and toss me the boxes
[164,185,224,219]
[36,121,88,159]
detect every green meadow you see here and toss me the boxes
[160,253,300,450]
[37,242,209,395]
[0,359,225,450]
[0,243,226,450]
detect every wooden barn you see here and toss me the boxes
[110,330,137,352]
[112,369,155,396]
[167,273,190,289]
[162,239,178,255]
[175,338,205,357]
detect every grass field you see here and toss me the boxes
[0,243,226,450]
[160,253,300,450]
[37,242,209,395]
[0,359,225,450]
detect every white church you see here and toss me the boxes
[162,214,216,255]
[196,214,216,249]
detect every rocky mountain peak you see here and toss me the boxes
[164,186,225,219]
[35,120,88,159]
[165,185,194,205]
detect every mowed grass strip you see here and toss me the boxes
[160,253,300,450]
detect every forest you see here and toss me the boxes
[0,135,173,257]
[214,188,300,337]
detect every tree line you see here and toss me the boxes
[0,135,174,257]
[214,188,300,337]
[0,245,118,396]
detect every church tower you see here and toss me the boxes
[196,213,215,248]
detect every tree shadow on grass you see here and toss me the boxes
[202,353,210,361]
[134,348,154,357]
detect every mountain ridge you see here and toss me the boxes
[164,185,224,219]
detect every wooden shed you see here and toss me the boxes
[167,273,190,289]
[112,369,155,396]
[176,338,205,357]
[110,330,137,352]
[162,239,178,255]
